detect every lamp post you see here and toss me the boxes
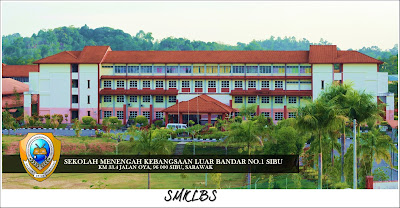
[353,119,357,189]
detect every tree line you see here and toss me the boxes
[2,25,398,74]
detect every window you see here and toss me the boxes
[248,81,256,88]
[208,81,216,88]
[156,112,163,119]
[180,66,192,74]
[117,95,124,102]
[169,81,177,88]
[220,66,231,74]
[87,95,90,104]
[287,81,299,84]
[154,66,165,74]
[155,96,164,103]
[155,80,164,88]
[300,81,312,84]
[129,111,137,118]
[128,66,139,73]
[275,96,283,104]
[117,111,124,119]
[288,112,296,118]
[275,112,283,120]
[104,95,111,102]
[261,96,270,103]
[142,81,151,88]
[235,96,243,103]
[221,81,230,88]
[248,96,256,103]
[261,81,270,88]
[115,66,126,73]
[288,97,297,104]
[129,96,137,103]
[130,81,138,88]
[103,80,111,88]
[166,66,178,73]
[143,96,150,103]
[206,66,218,73]
[195,81,203,88]
[102,65,113,68]
[87,80,90,88]
[71,64,78,72]
[87,111,91,116]
[72,95,78,103]
[72,80,78,88]
[300,66,312,74]
[193,66,205,74]
[321,80,324,90]
[104,111,112,118]
[286,66,299,74]
[246,66,258,73]
[182,81,190,88]
[275,81,283,88]
[143,111,150,119]
[117,80,125,88]
[169,96,176,103]
[141,66,152,73]
[273,66,285,73]
[235,81,243,88]
[232,66,245,73]
[260,66,272,74]
[261,112,270,117]
[129,111,138,119]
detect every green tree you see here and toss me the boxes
[135,129,174,189]
[2,111,17,135]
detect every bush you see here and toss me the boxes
[333,182,350,189]
[153,119,163,128]
[234,116,242,123]
[82,116,95,125]
[54,114,63,124]
[135,115,148,126]
[108,117,119,125]
[95,130,104,138]
[395,116,398,120]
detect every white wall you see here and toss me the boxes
[343,64,378,97]
[312,64,333,100]
[33,64,71,108]
[378,72,389,94]
[78,64,98,109]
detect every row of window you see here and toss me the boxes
[234,96,303,104]
[104,65,312,74]
[104,110,295,120]
[103,110,164,120]
[103,95,177,103]
[104,80,312,89]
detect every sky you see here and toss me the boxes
[1,1,399,50]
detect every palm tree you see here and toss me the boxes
[296,100,346,189]
[135,129,174,189]
[227,120,264,189]
[358,127,397,177]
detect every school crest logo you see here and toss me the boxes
[19,133,61,182]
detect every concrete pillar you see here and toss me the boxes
[284,105,287,119]
[123,104,126,125]
[208,113,212,124]
[165,112,168,126]
[149,104,153,124]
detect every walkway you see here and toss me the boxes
[174,142,187,155]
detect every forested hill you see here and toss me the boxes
[2,25,398,74]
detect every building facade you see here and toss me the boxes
[24,45,395,124]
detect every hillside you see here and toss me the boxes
[2,25,398,74]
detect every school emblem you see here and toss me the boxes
[19,133,61,182]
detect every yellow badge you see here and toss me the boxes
[19,133,61,182]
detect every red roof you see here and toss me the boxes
[34,46,110,64]
[387,120,398,129]
[2,64,38,77]
[162,94,235,114]
[2,78,29,94]
[309,45,383,64]
[32,45,383,64]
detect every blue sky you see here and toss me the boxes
[1,1,398,50]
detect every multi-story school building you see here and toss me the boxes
[23,45,395,124]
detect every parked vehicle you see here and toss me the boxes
[166,123,187,130]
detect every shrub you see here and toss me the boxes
[395,116,398,120]
[102,118,111,133]
[82,116,95,125]
[54,114,63,124]
[108,117,119,125]
[90,120,97,129]
[333,182,350,189]
[95,130,103,138]
[135,115,148,126]
[154,119,163,128]
[234,116,242,123]
[72,119,82,137]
